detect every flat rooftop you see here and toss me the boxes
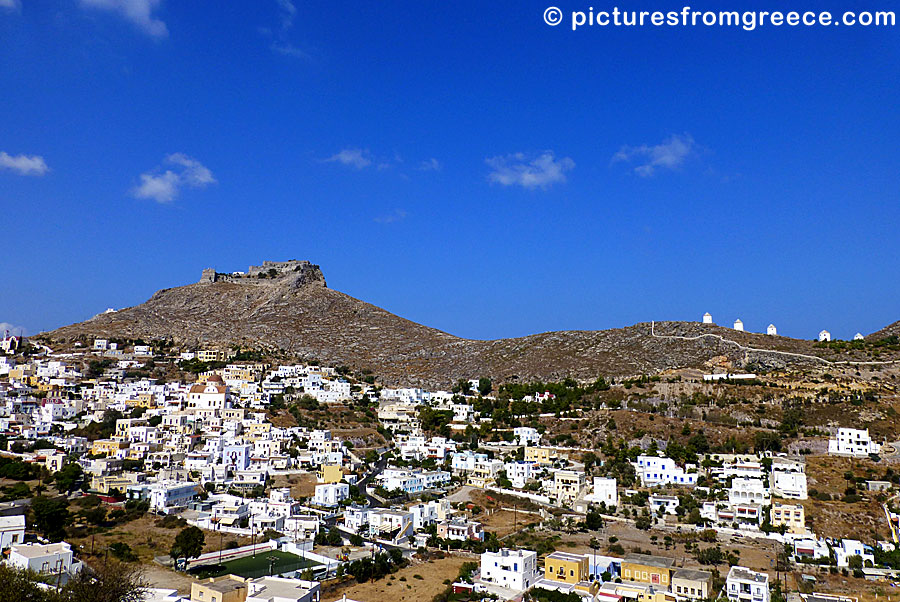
[622,553,675,569]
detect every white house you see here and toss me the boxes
[504,461,536,489]
[148,481,199,514]
[634,455,697,487]
[513,427,541,446]
[586,477,617,507]
[728,477,770,506]
[245,577,320,602]
[733,319,744,332]
[771,459,808,500]
[313,483,349,508]
[818,330,832,342]
[0,515,25,550]
[478,548,539,593]
[834,539,875,568]
[725,566,769,602]
[409,499,450,530]
[702,312,713,324]
[9,542,75,575]
[451,451,488,473]
[767,324,777,336]
[792,537,830,561]
[648,494,679,515]
[379,468,423,494]
[828,428,881,457]
[187,377,230,411]
[854,333,865,341]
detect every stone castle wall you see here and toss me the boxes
[199,261,325,287]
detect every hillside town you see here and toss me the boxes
[1,329,899,602]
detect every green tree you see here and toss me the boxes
[63,560,147,602]
[30,496,70,542]
[0,564,63,602]
[754,431,782,453]
[477,378,492,396]
[170,526,205,560]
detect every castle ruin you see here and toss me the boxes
[200,260,326,287]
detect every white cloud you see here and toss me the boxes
[417,158,442,172]
[133,153,216,203]
[0,0,22,12]
[166,152,215,186]
[0,322,27,337]
[325,148,372,170]
[0,151,50,176]
[275,0,296,30]
[374,209,407,224]
[486,151,574,189]
[79,0,168,38]
[613,133,696,177]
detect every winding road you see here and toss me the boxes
[649,321,900,367]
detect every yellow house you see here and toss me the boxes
[544,551,589,585]
[90,472,144,495]
[136,393,156,408]
[671,568,712,600]
[601,581,677,602]
[190,575,248,602]
[525,446,554,465]
[8,367,35,381]
[221,409,246,422]
[771,502,806,534]
[244,422,271,440]
[197,349,230,363]
[621,553,675,587]
[91,439,129,457]
[317,464,343,484]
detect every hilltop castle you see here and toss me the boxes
[200,260,326,287]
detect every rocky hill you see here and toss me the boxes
[44,261,899,387]
[867,320,900,341]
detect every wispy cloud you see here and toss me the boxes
[613,133,696,177]
[0,322,27,337]
[374,209,407,224]
[417,158,442,172]
[325,148,372,170]
[0,151,50,176]
[261,0,311,60]
[133,153,216,203]
[0,0,22,12]
[79,0,168,38]
[486,151,574,189]
[271,41,309,59]
[275,0,296,29]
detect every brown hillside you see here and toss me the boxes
[44,261,900,387]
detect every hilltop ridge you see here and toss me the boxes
[44,260,900,387]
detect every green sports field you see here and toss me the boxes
[189,550,319,579]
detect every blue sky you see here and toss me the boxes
[1,0,898,341]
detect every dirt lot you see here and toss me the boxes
[271,472,318,500]
[479,508,541,538]
[321,554,468,602]
[68,514,252,564]
[140,563,199,594]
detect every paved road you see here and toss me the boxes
[357,449,390,507]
